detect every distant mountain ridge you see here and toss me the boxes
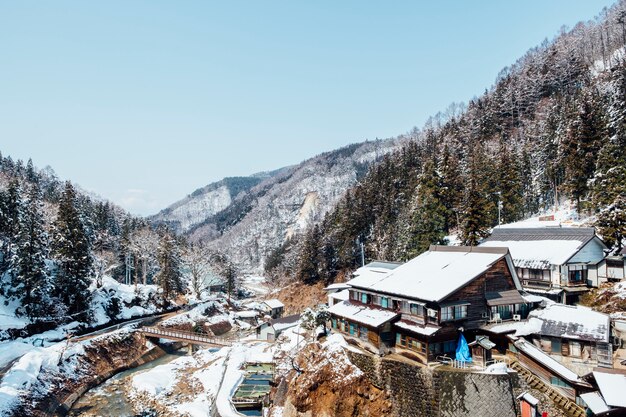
[150,168,289,234]
[152,139,401,272]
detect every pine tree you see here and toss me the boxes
[296,224,322,284]
[399,158,447,259]
[52,181,93,322]
[496,141,524,224]
[155,230,183,300]
[11,182,52,320]
[460,143,493,246]
[0,180,22,283]
[439,144,462,231]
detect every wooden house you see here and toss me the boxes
[512,339,593,402]
[580,370,626,416]
[328,245,531,362]
[481,227,608,304]
[256,314,300,342]
[262,299,284,319]
[514,303,612,374]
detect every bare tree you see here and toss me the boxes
[129,227,159,287]
[182,242,216,298]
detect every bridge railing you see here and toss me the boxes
[140,326,231,346]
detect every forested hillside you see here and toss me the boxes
[0,155,222,336]
[281,2,626,285]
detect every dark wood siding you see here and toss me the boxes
[442,258,518,330]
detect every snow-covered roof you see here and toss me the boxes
[347,246,517,302]
[394,320,440,336]
[481,227,599,268]
[580,392,611,414]
[517,392,539,406]
[328,301,398,328]
[515,304,610,343]
[263,299,284,309]
[514,340,581,383]
[323,283,351,291]
[593,371,626,408]
[348,267,393,288]
[235,310,259,318]
[330,289,350,302]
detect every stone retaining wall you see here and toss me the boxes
[347,351,517,417]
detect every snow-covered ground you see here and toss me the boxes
[0,328,137,416]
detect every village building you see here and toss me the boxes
[513,303,613,375]
[256,314,300,342]
[328,245,532,363]
[511,338,593,403]
[262,299,285,319]
[580,370,626,416]
[481,227,608,304]
[323,282,351,307]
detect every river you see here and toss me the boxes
[68,349,188,417]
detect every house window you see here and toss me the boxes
[396,333,406,346]
[443,340,456,353]
[359,326,368,340]
[551,338,561,354]
[381,297,389,309]
[550,376,569,388]
[568,267,587,283]
[331,318,337,329]
[570,341,581,357]
[350,291,357,301]
[441,306,454,321]
[441,305,467,321]
[492,305,513,320]
[410,303,423,316]
[409,339,422,351]
[361,293,368,304]
[349,323,356,335]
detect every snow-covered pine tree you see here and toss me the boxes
[155,230,183,300]
[0,180,23,290]
[398,157,447,259]
[496,140,524,224]
[10,182,53,320]
[52,181,93,322]
[460,142,493,246]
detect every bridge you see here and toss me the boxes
[139,326,232,347]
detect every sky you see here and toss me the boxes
[0,1,616,216]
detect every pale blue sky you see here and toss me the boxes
[0,1,615,215]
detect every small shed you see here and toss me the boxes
[263,299,285,319]
[256,314,300,341]
[517,392,539,417]
[469,336,495,368]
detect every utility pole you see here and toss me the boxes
[356,236,365,267]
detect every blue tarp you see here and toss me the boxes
[455,333,472,362]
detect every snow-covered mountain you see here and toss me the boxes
[153,139,401,272]
[150,170,286,234]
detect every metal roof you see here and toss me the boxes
[485,227,596,244]
[485,290,526,307]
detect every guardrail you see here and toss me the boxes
[140,326,231,347]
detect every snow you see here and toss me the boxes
[517,392,539,406]
[323,283,351,291]
[263,299,284,309]
[514,339,580,382]
[235,310,259,319]
[330,289,350,302]
[482,362,508,375]
[485,321,527,334]
[593,371,626,408]
[515,304,610,342]
[90,276,163,324]
[328,301,398,327]
[349,248,508,302]
[481,239,582,269]
[0,296,29,331]
[348,266,393,288]
[395,320,440,336]
[580,392,610,414]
